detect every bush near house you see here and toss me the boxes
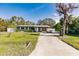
[24,29,33,32]
[16,29,33,32]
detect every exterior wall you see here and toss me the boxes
[35,27,38,32]
[17,26,50,32]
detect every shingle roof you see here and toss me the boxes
[17,25,50,27]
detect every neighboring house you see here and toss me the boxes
[17,25,51,32]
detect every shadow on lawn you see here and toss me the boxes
[0,41,30,46]
[30,33,39,36]
[67,34,79,37]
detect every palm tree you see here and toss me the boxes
[56,3,78,36]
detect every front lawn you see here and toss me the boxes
[0,32,39,56]
[60,35,79,50]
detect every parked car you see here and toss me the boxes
[47,28,55,33]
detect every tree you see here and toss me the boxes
[10,16,18,25]
[60,15,73,34]
[66,15,73,34]
[0,18,7,31]
[56,3,78,36]
[37,18,56,27]
[17,16,26,25]
[69,16,79,34]
[8,16,26,26]
[54,23,61,31]
[0,16,36,31]
[26,20,35,25]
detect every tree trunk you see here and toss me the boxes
[66,24,69,34]
[66,15,69,34]
[62,14,68,36]
[60,26,63,36]
[62,22,66,35]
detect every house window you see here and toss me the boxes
[21,27,24,30]
[17,27,20,29]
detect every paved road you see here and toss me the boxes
[30,33,79,56]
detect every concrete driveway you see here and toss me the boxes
[30,33,79,56]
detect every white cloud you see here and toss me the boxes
[29,5,45,12]
[71,8,79,16]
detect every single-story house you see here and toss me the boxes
[16,25,51,32]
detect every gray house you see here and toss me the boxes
[17,25,51,32]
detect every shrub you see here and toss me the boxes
[24,29,33,32]
[16,29,21,32]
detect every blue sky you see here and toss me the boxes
[0,3,58,23]
[0,3,78,23]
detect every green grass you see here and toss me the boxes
[0,32,39,56]
[59,35,79,50]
